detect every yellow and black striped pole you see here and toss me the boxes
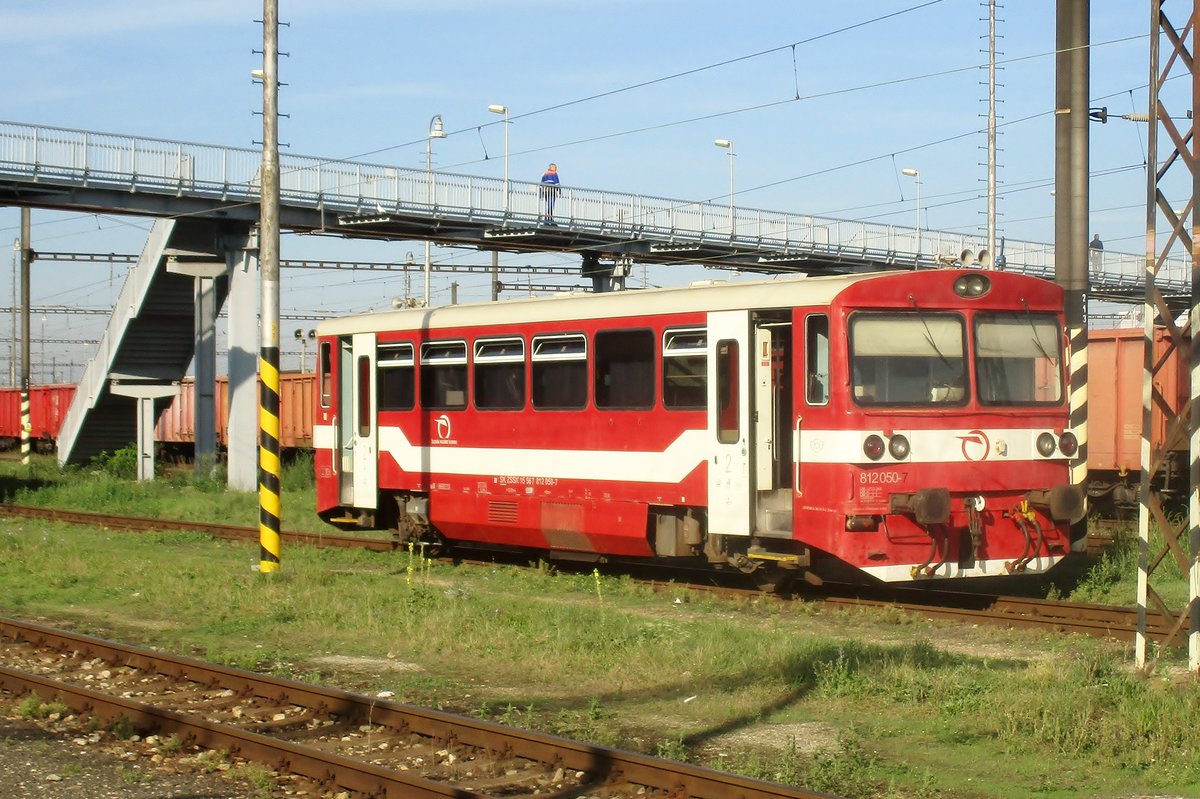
[259,345,282,573]
[1055,0,1090,550]
[257,0,282,574]
[19,208,31,467]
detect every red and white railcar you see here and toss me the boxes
[313,269,1085,584]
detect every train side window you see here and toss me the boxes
[475,337,525,410]
[532,334,587,409]
[357,355,372,436]
[420,341,467,410]
[805,315,830,405]
[662,328,706,410]
[377,343,415,411]
[319,341,332,407]
[595,329,655,409]
[716,339,739,443]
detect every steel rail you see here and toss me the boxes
[0,617,840,799]
[0,502,1174,644]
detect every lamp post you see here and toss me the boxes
[901,167,921,260]
[488,104,509,214]
[713,139,734,235]
[425,114,446,307]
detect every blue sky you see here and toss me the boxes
[0,1,1166,378]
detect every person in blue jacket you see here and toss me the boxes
[539,163,560,225]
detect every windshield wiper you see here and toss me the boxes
[1020,299,1058,365]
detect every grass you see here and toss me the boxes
[1065,518,1191,608]
[0,453,1197,798]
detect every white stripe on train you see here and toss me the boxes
[314,424,1069,476]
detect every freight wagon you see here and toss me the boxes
[0,374,315,453]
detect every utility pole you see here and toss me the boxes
[986,0,998,260]
[10,238,17,387]
[1054,0,1089,553]
[257,0,282,575]
[19,209,31,466]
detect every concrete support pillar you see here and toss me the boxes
[194,275,218,475]
[108,378,179,482]
[166,257,226,477]
[227,237,260,491]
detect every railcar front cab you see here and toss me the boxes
[795,270,1086,582]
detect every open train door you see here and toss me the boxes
[337,332,378,510]
[707,310,753,537]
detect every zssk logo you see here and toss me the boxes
[957,430,990,461]
[434,414,452,440]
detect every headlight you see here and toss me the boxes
[953,274,992,298]
[888,434,910,460]
[1036,432,1057,457]
[863,434,885,461]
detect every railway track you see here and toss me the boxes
[0,502,1181,646]
[0,617,837,799]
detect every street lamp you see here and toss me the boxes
[901,167,921,260]
[488,104,509,214]
[714,139,734,235]
[425,114,446,306]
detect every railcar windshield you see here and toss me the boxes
[850,313,966,406]
[975,312,1062,405]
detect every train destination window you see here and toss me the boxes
[716,339,739,443]
[662,329,706,410]
[595,329,655,409]
[850,313,966,406]
[975,313,1062,405]
[532,334,587,409]
[319,341,332,407]
[377,343,415,411]
[474,337,525,410]
[420,341,467,410]
[805,315,830,405]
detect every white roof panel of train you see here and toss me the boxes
[315,270,997,336]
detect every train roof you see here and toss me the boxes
[316,269,1046,336]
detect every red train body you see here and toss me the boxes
[0,315,1179,551]
[312,270,1087,584]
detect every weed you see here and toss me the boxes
[110,715,137,739]
[230,762,276,798]
[654,737,689,762]
[194,749,230,773]
[89,446,141,481]
[117,766,150,785]
[15,693,68,719]
[804,731,884,799]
